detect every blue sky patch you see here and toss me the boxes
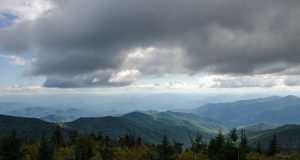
[0,12,18,28]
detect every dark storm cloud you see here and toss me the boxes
[0,0,300,87]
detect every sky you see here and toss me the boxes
[0,0,300,95]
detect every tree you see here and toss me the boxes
[192,134,207,154]
[101,143,115,160]
[159,134,174,160]
[21,144,39,160]
[239,129,249,160]
[96,132,103,141]
[53,147,75,160]
[38,133,53,160]
[267,134,279,156]
[173,139,183,160]
[52,126,64,148]
[0,130,23,160]
[255,142,262,155]
[207,131,225,160]
[75,135,94,160]
[68,130,79,144]
[179,150,206,160]
[222,141,237,160]
[229,128,238,146]
[224,128,239,159]
[104,136,112,145]
[90,152,102,160]
[245,152,266,160]
[298,142,300,154]
[190,133,207,160]
[137,136,142,146]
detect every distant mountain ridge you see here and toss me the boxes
[4,107,99,122]
[0,93,270,119]
[195,95,300,127]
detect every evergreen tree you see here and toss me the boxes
[173,139,183,160]
[52,126,64,148]
[104,135,112,145]
[298,142,300,154]
[118,134,142,148]
[0,130,23,160]
[229,128,238,146]
[222,141,237,160]
[101,146,115,160]
[159,134,174,160]
[190,133,207,160]
[68,130,79,144]
[137,136,142,146]
[239,129,249,160]
[91,152,102,160]
[207,131,225,160]
[101,139,115,160]
[124,134,135,148]
[96,132,103,141]
[75,135,94,160]
[255,142,262,155]
[228,128,238,160]
[267,134,279,156]
[192,134,207,153]
[38,133,53,160]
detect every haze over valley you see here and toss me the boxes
[1,0,300,159]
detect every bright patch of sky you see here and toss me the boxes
[136,75,199,86]
[0,12,18,28]
[0,56,44,87]
[0,0,55,22]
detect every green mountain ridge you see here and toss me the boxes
[66,111,227,144]
[0,111,227,145]
[0,114,67,140]
[237,123,278,137]
[1,109,300,150]
[248,124,300,150]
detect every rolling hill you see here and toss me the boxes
[248,124,300,151]
[0,111,227,144]
[1,111,300,150]
[5,107,99,122]
[66,111,227,144]
[195,95,300,127]
[0,114,65,140]
[237,123,277,137]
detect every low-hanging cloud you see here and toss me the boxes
[0,0,300,88]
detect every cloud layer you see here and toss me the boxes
[0,0,300,88]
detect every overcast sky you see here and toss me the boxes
[0,0,300,95]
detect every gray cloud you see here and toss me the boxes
[0,0,300,87]
[198,75,283,88]
[122,47,187,75]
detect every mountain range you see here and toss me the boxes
[0,93,269,121]
[7,107,98,122]
[0,111,226,145]
[1,95,300,149]
[1,111,300,150]
[246,124,300,150]
[195,95,300,127]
